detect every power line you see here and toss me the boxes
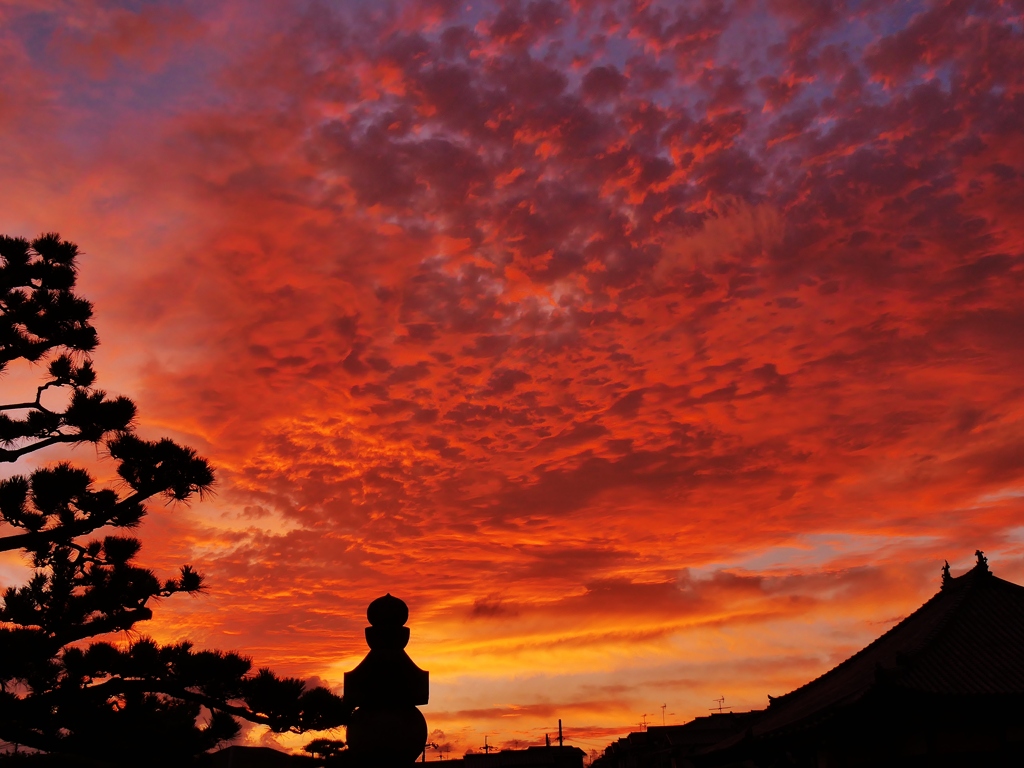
[564,736,608,747]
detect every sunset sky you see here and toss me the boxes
[2,0,1024,757]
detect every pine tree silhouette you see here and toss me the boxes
[0,234,350,765]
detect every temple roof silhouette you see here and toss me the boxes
[736,553,1024,741]
[593,554,1024,767]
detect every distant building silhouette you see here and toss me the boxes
[203,745,314,767]
[594,553,1024,767]
[441,745,585,768]
[593,714,760,768]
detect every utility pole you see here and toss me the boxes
[546,734,551,747]
[558,719,564,747]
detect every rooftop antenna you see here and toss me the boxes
[661,704,666,726]
[481,736,493,755]
[710,696,732,713]
[425,742,439,762]
[639,714,649,731]
[558,719,564,747]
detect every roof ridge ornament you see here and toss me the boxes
[975,549,989,573]
[941,560,951,589]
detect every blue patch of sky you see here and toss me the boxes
[868,0,929,36]
[16,0,977,201]
[7,2,231,155]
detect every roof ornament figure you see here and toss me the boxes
[975,549,989,573]
[941,560,952,589]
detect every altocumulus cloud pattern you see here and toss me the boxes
[1,0,1023,753]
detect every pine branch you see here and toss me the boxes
[0,433,79,463]
[81,677,283,730]
[50,608,154,648]
[0,491,148,553]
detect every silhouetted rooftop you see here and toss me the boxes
[203,745,309,767]
[646,712,761,748]
[593,712,762,768]
[436,746,584,768]
[738,555,1024,741]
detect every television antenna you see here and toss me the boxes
[710,696,732,713]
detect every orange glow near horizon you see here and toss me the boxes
[3,0,1024,757]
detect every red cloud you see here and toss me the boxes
[2,0,1024,751]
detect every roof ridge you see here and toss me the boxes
[766,560,988,707]
[893,564,1024,690]
[891,561,990,673]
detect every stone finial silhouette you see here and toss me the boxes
[344,594,429,767]
[941,560,951,589]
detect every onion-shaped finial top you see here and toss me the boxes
[367,593,409,627]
